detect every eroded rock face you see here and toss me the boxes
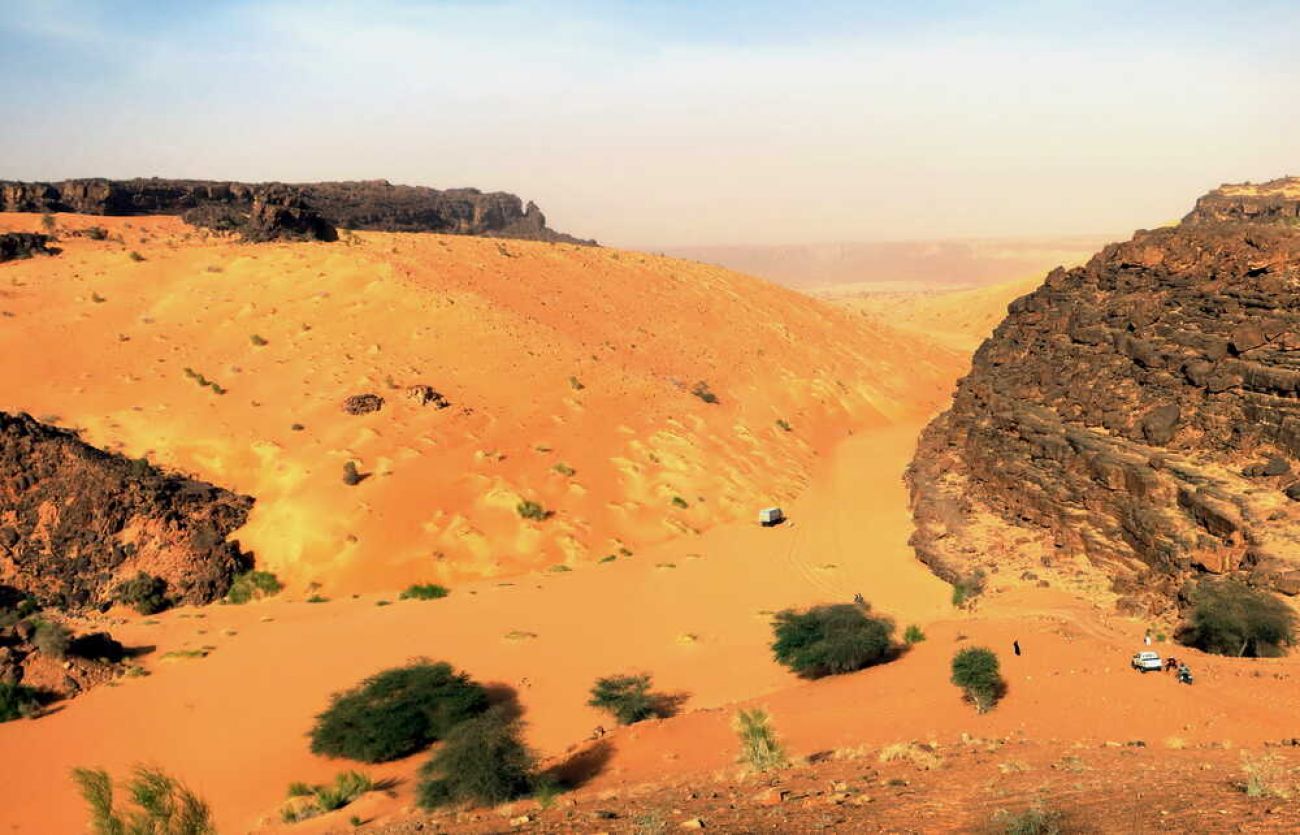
[0,412,253,611]
[908,179,1300,614]
[0,232,56,262]
[0,178,591,244]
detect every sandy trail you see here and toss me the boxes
[0,418,946,833]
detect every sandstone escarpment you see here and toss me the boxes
[0,232,56,262]
[0,412,254,611]
[0,178,590,244]
[909,179,1300,615]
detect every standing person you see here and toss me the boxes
[1013,640,1021,657]
[1144,631,1152,646]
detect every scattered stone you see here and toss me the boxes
[342,394,384,415]
[406,385,450,408]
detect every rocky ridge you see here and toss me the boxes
[0,412,254,612]
[908,178,1300,615]
[0,178,591,244]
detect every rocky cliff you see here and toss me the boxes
[0,412,254,611]
[0,178,591,244]
[908,179,1300,615]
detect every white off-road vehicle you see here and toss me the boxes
[1131,651,1162,673]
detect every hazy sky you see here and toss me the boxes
[2,1,1298,246]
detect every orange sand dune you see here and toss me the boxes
[0,214,958,593]
[0,417,951,833]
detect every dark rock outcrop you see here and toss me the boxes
[909,178,1300,613]
[0,232,56,262]
[0,178,591,244]
[0,412,253,611]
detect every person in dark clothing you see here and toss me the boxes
[1013,640,1021,656]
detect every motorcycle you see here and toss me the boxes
[1177,666,1194,685]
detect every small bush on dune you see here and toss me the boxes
[416,707,536,809]
[991,803,1064,835]
[771,603,896,678]
[733,708,786,772]
[72,765,215,835]
[0,682,42,722]
[516,500,551,521]
[588,674,665,725]
[1185,579,1295,658]
[312,770,374,812]
[310,661,490,763]
[951,570,986,608]
[114,572,169,615]
[400,583,450,601]
[225,570,282,604]
[904,624,926,644]
[85,226,109,241]
[951,646,1006,713]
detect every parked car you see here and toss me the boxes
[1131,651,1162,672]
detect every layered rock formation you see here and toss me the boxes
[909,179,1300,614]
[0,178,590,243]
[0,412,253,611]
[0,232,56,262]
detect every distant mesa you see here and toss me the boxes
[0,178,593,245]
[909,177,1300,616]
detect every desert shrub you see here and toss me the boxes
[690,381,719,404]
[342,461,363,486]
[286,781,314,798]
[85,226,109,241]
[771,603,895,678]
[516,500,550,521]
[1185,579,1295,657]
[951,570,986,608]
[733,708,786,772]
[114,572,169,615]
[588,674,663,725]
[249,334,268,347]
[127,250,145,262]
[552,462,576,477]
[310,661,490,763]
[991,803,1064,835]
[951,646,1005,712]
[568,375,585,391]
[1240,751,1289,799]
[313,770,374,811]
[903,624,926,644]
[0,683,42,722]
[72,765,215,835]
[400,584,450,601]
[670,496,689,509]
[416,707,535,809]
[41,213,57,232]
[226,570,282,604]
[0,594,39,628]
[32,619,72,659]
[775,419,793,432]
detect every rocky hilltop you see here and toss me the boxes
[0,412,253,611]
[909,178,1300,615]
[0,178,590,244]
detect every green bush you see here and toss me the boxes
[903,624,926,644]
[771,603,895,678]
[733,708,785,772]
[310,661,490,763]
[226,570,283,604]
[128,250,145,262]
[72,765,215,835]
[400,584,450,601]
[690,381,719,404]
[951,570,986,608]
[1185,579,1295,657]
[114,572,169,615]
[992,803,1064,835]
[85,226,109,241]
[516,500,551,521]
[33,619,72,659]
[0,683,42,722]
[313,770,373,812]
[951,646,1005,713]
[588,674,662,725]
[416,708,535,809]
